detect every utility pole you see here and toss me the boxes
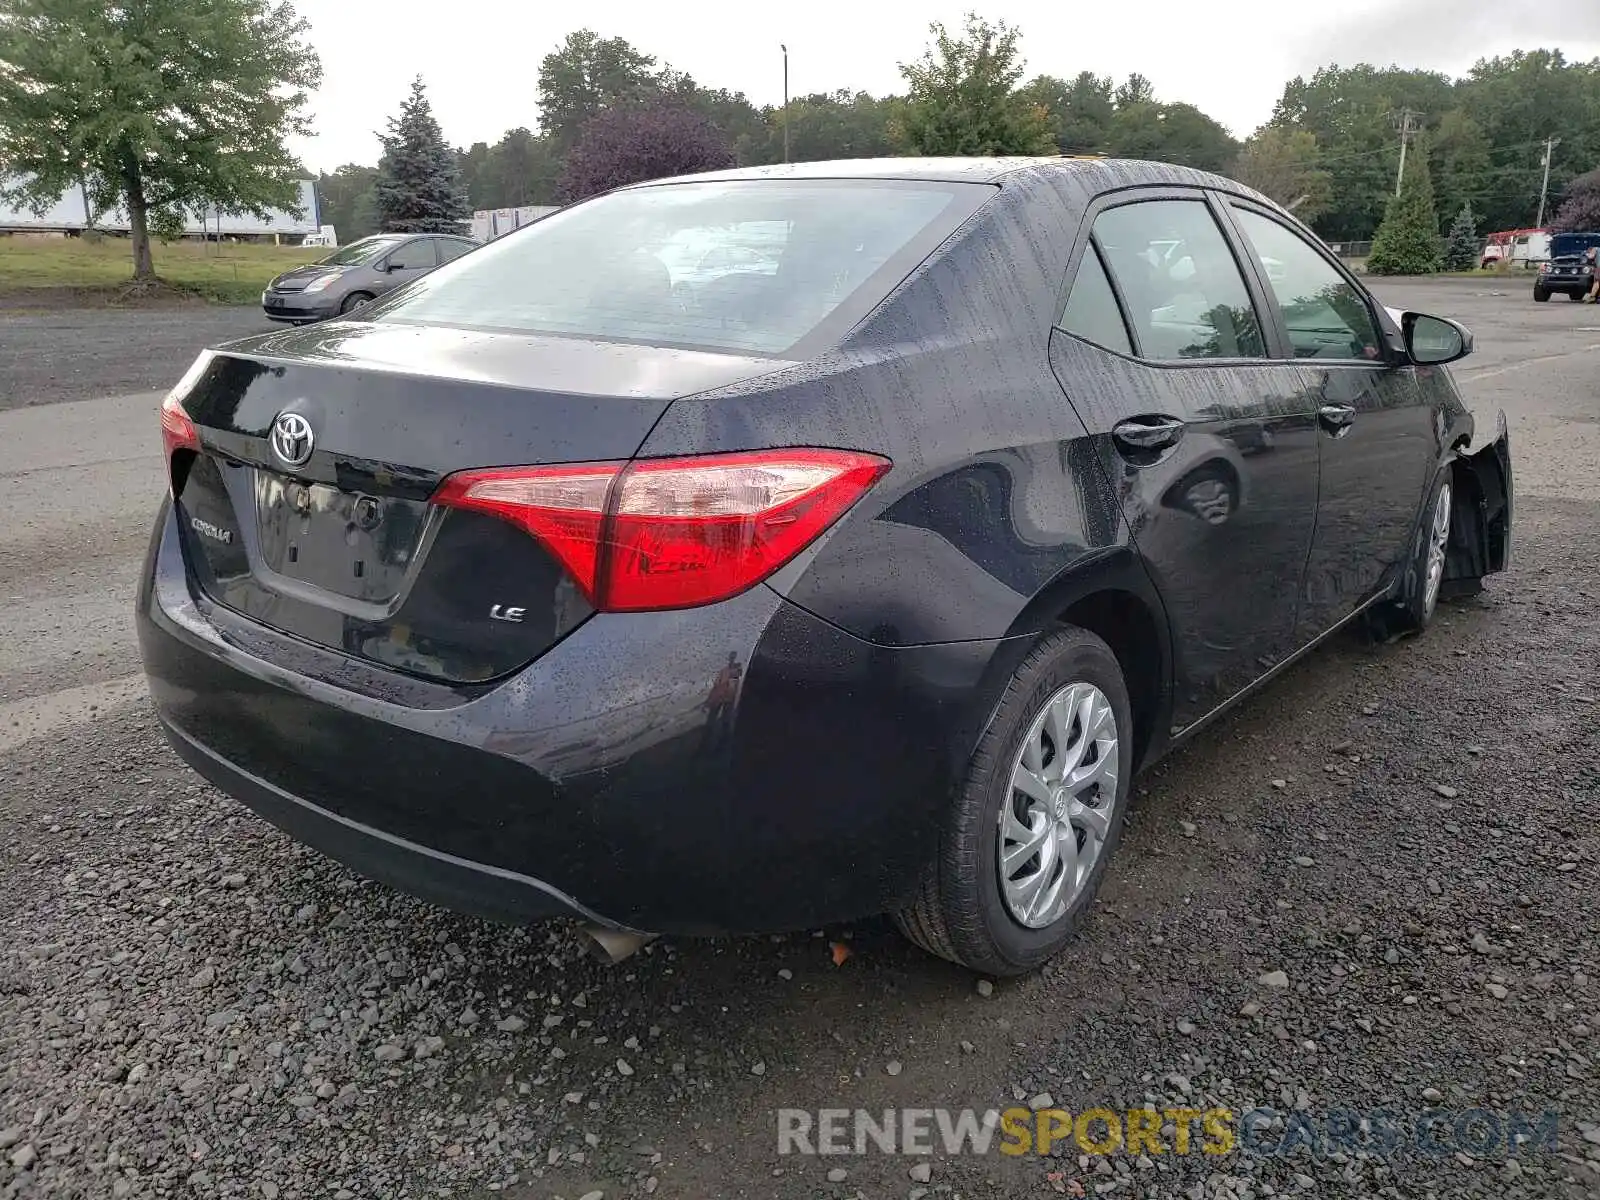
[1537,135,1561,227]
[780,44,790,164]
[1394,108,1421,197]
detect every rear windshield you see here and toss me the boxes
[371,179,989,355]
[1551,232,1600,259]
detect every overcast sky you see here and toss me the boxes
[287,0,1600,173]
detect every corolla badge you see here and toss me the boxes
[269,411,315,468]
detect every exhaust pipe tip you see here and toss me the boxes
[578,924,659,965]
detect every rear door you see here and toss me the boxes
[1223,200,1433,639]
[437,237,475,265]
[1049,191,1321,732]
[375,237,439,293]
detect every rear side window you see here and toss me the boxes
[1230,208,1381,361]
[1093,199,1265,360]
[1058,243,1132,355]
[376,180,989,355]
[437,239,474,264]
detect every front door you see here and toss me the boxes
[377,237,439,294]
[1223,203,1435,638]
[1051,193,1321,732]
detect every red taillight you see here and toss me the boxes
[160,391,200,459]
[433,448,891,612]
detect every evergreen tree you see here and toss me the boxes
[375,78,470,234]
[1442,202,1480,271]
[1366,139,1442,275]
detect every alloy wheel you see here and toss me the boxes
[998,682,1120,929]
[1423,481,1452,615]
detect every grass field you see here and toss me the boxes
[0,235,320,304]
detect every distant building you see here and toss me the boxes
[0,178,320,241]
[471,205,560,243]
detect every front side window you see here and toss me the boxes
[1231,208,1381,361]
[1092,199,1265,360]
[1058,243,1132,355]
[374,180,989,355]
[386,240,437,271]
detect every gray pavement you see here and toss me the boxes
[0,307,269,412]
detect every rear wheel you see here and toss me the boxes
[894,628,1132,976]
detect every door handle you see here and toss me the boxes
[1112,416,1186,453]
[1319,403,1356,431]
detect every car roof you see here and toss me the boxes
[623,156,1275,214]
[351,232,471,243]
[649,156,1077,185]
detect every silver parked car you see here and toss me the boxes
[261,232,477,324]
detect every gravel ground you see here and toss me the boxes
[1,280,1597,1199]
[0,308,269,412]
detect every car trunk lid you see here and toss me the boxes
[169,321,783,683]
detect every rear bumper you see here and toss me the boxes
[159,715,598,926]
[136,499,1012,935]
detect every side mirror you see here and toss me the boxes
[1403,312,1473,366]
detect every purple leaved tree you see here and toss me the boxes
[557,104,736,202]
[1551,168,1600,233]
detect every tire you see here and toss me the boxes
[339,291,374,315]
[894,627,1133,976]
[1533,285,1549,302]
[1378,467,1454,639]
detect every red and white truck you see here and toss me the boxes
[1480,227,1551,269]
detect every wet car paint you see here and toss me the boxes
[138,156,1513,936]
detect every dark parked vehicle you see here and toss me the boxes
[1533,231,1600,301]
[261,232,477,323]
[143,158,1513,976]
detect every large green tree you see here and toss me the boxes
[1106,100,1236,172]
[1453,50,1600,232]
[1021,72,1115,154]
[537,30,663,154]
[0,0,320,280]
[893,13,1055,157]
[316,164,381,241]
[1367,136,1442,275]
[756,90,895,164]
[1270,64,1453,242]
[475,127,560,208]
[1233,127,1331,219]
[374,77,470,234]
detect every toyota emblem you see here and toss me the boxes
[269,411,315,468]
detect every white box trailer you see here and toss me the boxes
[471,205,559,243]
[0,177,318,238]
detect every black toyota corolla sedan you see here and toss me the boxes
[139,158,1513,976]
